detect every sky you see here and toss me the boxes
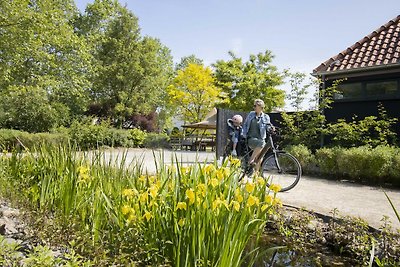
[74,0,400,109]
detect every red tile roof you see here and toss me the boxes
[313,15,400,74]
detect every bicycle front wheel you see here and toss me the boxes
[261,151,302,192]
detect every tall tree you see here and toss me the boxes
[77,0,173,127]
[175,55,204,71]
[0,0,91,131]
[213,51,285,112]
[167,63,228,124]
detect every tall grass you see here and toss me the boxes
[0,145,281,266]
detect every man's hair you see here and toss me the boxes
[254,99,265,108]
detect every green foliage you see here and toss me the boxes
[129,128,147,147]
[326,104,398,147]
[0,0,174,132]
[336,146,393,182]
[0,86,68,132]
[0,145,280,266]
[0,236,22,266]
[285,144,315,172]
[77,0,173,127]
[284,71,316,112]
[68,120,111,149]
[213,51,285,112]
[314,147,342,176]
[0,129,69,151]
[0,235,93,267]
[327,209,372,264]
[175,55,204,71]
[0,0,91,131]
[107,128,133,148]
[280,77,398,149]
[285,145,400,184]
[280,110,326,149]
[0,125,169,151]
[143,132,170,148]
[267,207,400,266]
[313,146,400,185]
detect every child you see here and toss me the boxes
[227,114,243,156]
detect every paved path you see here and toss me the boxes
[100,149,400,230]
[278,176,400,230]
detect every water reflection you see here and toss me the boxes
[243,233,354,267]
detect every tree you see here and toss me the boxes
[284,71,315,112]
[175,55,204,71]
[0,86,67,132]
[213,51,285,112]
[279,79,341,149]
[0,0,91,131]
[76,0,173,127]
[167,63,228,124]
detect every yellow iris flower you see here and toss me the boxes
[196,183,207,197]
[143,211,152,222]
[245,182,255,193]
[269,184,282,193]
[122,188,137,198]
[140,192,148,203]
[235,188,244,203]
[204,164,216,174]
[176,202,187,211]
[121,205,131,215]
[186,189,195,205]
[265,195,273,205]
[209,178,219,188]
[256,177,265,186]
[216,169,224,180]
[247,195,260,207]
[229,157,241,167]
[149,185,158,199]
[231,200,240,212]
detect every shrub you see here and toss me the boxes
[285,144,315,173]
[315,147,343,176]
[107,128,133,148]
[335,146,395,182]
[326,114,398,148]
[143,133,170,148]
[0,129,69,151]
[389,151,400,185]
[313,146,400,185]
[336,146,370,180]
[68,120,111,149]
[129,128,147,147]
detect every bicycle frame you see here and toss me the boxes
[242,133,282,174]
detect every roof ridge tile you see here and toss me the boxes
[314,15,400,74]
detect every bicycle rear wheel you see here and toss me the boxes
[261,151,301,192]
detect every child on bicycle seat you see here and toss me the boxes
[227,114,243,157]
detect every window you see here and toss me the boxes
[333,79,399,100]
[366,80,398,97]
[335,83,363,99]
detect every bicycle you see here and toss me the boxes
[222,128,302,192]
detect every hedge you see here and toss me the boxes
[0,129,69,151]
[0,126,170,151]
[286,145,400,186]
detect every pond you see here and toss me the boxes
[243,230,356,267]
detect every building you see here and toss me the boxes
[312,15,400,131]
